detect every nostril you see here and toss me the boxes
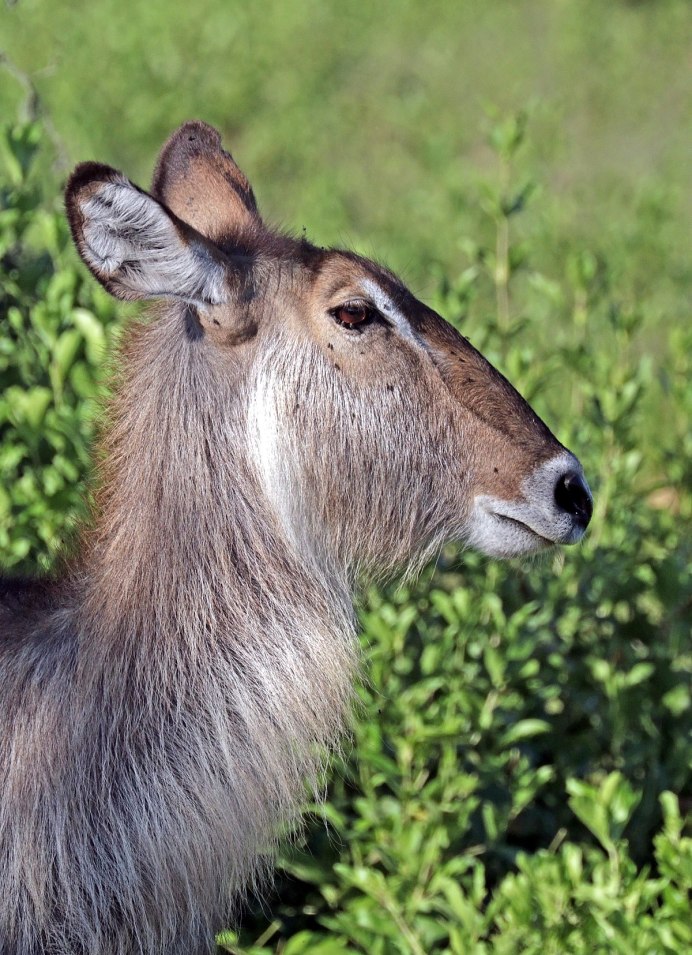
[555,470,593,526]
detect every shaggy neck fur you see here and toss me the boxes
[1,309,357,955]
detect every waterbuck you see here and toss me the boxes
[0,121,592,955]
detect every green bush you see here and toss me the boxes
[223,113,691,952]
[1,103,690,953]
[0,121,121,568]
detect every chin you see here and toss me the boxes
[467,499,586,559]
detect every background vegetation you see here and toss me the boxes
[1,1,690,951]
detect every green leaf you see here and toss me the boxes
[51,329,83,391]
[283,932,353,954]
[6,385,53,430]
[483,643,505,687]
[566,779,612,850]
[500,719,551,746]
[71,307,107,364]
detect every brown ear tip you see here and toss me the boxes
[175,119,222,144]
[64,162,121,244]
[160,120,222,159]
[65,162,120,205]
[152,121,224,200]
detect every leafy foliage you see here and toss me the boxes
[1,23,690,952]
[0,121,121,568]
[225,109,690,953]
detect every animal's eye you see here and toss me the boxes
[331,301,375,328]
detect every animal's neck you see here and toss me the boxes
[8,313,356,930]
[82,311,348,628]
[76,309,357,787]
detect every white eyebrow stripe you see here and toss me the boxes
[362,279,419,343]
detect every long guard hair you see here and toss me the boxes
[0,121,593,954]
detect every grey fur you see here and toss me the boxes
[0,122,591,954]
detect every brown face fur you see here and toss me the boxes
[233,247,566,568]
[304,252,563,488]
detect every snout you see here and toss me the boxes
[469,452,593,558]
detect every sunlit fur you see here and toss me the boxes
[0,121,590,954]
[0,310,358,954]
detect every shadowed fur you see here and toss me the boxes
[0,121,592,954]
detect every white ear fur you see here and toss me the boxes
[68,168,230,305]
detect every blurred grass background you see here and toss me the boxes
[2,0,690,288]
[1,0,691,952]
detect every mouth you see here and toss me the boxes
[486,501,589,549]
[492,511,555,548]
[469,490,589,559]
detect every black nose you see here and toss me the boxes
[555,470,593,527]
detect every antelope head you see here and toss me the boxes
[66,121,592,573]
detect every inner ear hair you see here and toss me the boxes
[65,162,231,305]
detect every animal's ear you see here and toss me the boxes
[65,161,232,305]
[151,120,262,243]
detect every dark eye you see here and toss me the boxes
[331,301,375,328]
